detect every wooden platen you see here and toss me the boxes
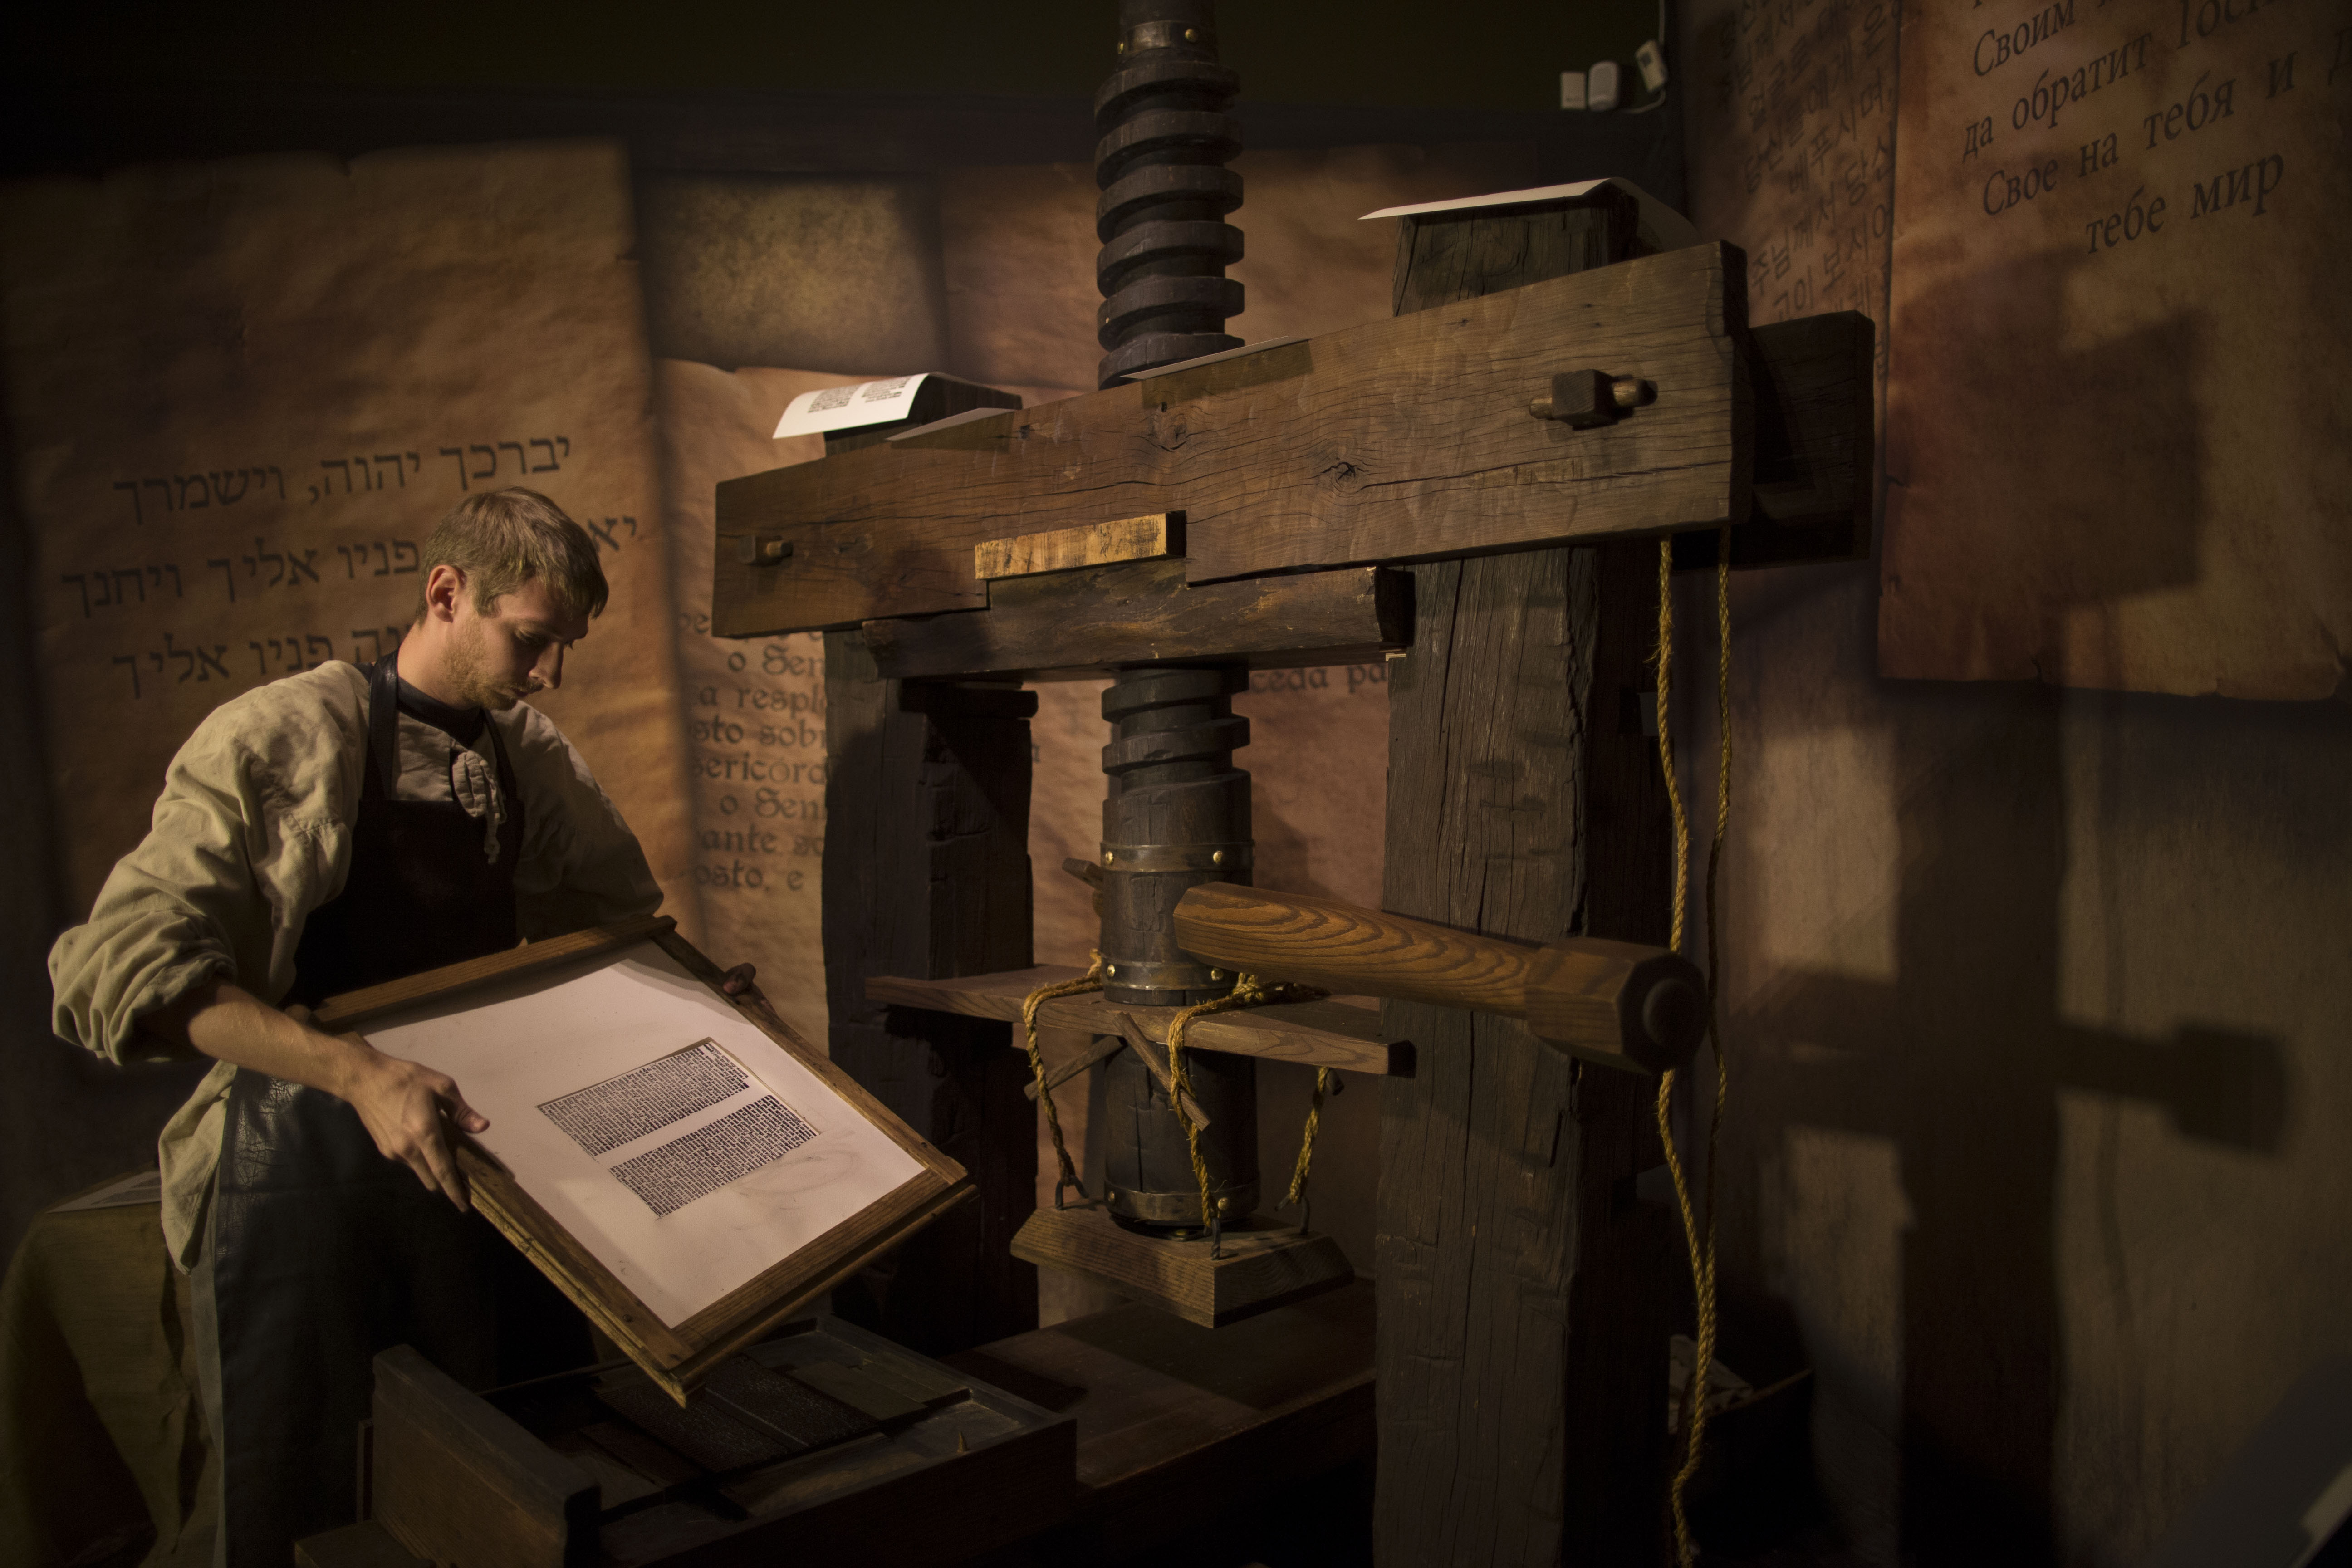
[863,965,1411,1077]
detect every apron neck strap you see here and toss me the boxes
[365,657,404,800]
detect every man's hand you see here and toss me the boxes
[151,980,490,1212]
[339,1043,489,1211]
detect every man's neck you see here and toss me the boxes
[395,676,487,744]
[392,627,468,710]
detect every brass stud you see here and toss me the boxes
[1106,964,1117,976]
[1104,850,1116,864]
[1211,849,1225,865]
[1184,26,1199,41]
[1209,969,1224,981]
[1116,40,1127,54]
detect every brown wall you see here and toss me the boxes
[1677,555,2352,1564]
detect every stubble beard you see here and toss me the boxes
[446,615,531,711]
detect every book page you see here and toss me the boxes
[358,941,923,1327]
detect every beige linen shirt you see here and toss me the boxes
[48,662,663,1268]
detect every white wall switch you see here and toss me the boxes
[1559,69,1588,110]
[1637,40,1669,91]
[1587,59,1621,111]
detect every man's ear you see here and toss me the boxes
[422,564,467,622]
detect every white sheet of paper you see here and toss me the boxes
[1359,178,1698,253]
[770,373,930,439]
[359,941,922,1327]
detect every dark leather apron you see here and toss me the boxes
[208,659,580,1565]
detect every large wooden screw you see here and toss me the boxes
[1172,882,1704,1074]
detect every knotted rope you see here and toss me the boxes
[1655,528,1735,1568]
[1283,1066,1337,1226]
[1021,956,1331,1249]
[1164,972,1328,1255]
[1019,954,1105,1209]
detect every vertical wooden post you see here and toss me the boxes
[1375,192,1679,1565]
[821,630,1039,1354]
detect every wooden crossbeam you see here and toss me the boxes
[862,559,1409,682]
[1675,311,1876,570]
[713,242,1748,636]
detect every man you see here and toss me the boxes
[45,487,725,1564]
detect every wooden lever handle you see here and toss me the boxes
[1172,882,1701,1074]
[1172,881,1531,1013]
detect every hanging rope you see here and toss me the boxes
[1163,972,1328,1254]
[1019,954,1105,1209]
[1655,528,1736,1568]
[1283,1066,1336,1222]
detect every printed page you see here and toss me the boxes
[770,374,930,439]
[358,941,923,1327]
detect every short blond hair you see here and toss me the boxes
[413,488,609,623]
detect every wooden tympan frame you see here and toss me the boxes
[310,915,972,1402]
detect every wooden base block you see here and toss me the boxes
[946,1280,1375,1558]
[1010,1202,1353,1328]
[294,1522,431,1568]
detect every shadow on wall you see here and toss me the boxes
[1708,260,2301,1565]
[1736,682,2286,1564]
[1882,254,2210,683]
[0,369,217,1262]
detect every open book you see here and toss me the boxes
[310,916,967,1401]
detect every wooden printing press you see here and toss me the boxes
[317,2,1869,1562]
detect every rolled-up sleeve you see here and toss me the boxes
[49,669,359,1063]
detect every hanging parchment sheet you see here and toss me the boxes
[0,140,694,913]
[1880,0,2352,696]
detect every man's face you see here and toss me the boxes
[446,574,591,710]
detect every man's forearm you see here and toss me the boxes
[146,978,375,1096]
[144,978,486,1209]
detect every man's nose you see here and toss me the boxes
[535,643,564,690]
